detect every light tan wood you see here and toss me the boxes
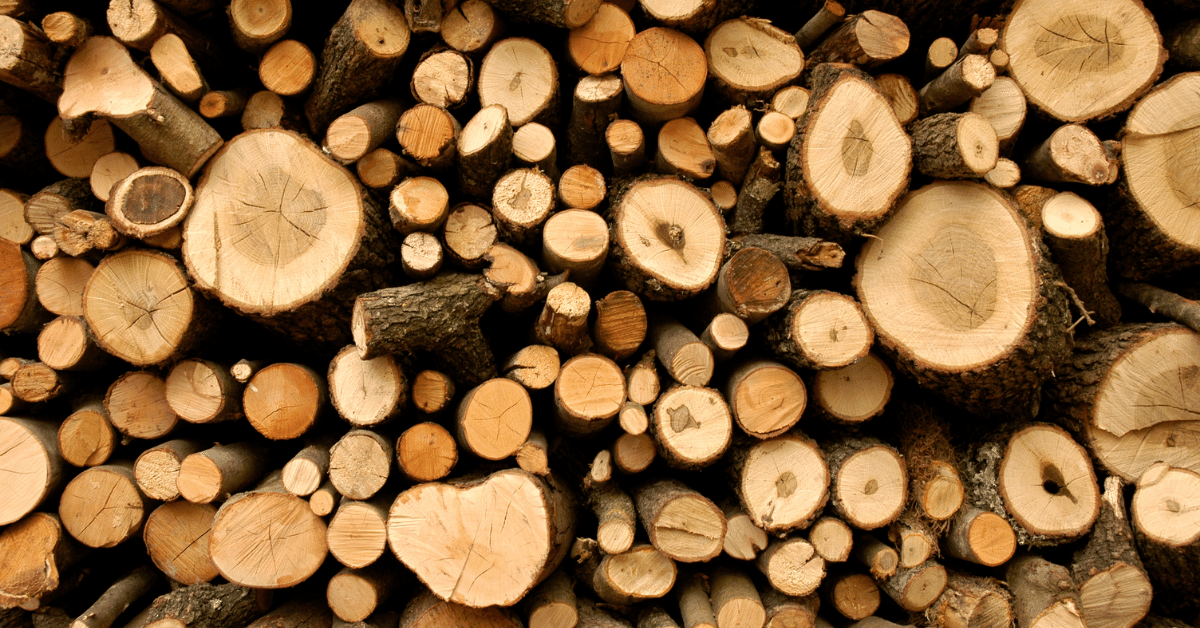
[244,363,327,440]
[710,567,765,628]
[309,479,339,516]
[793,0,845,49]
[106,371,178,440]
[327,494,391,569]
[585,481,637,555]
[700,313,748,361]
[927,573,1013,628]
[0,512,85,611]
[536,282,594,355]
[42,11,92,47]
[516,429,551,476]
[656,117,715,180]
[636,479,725,563]
[479,37,558,127]
[0,417,62,525]
[985,158,1021,188]
[943,506,1016,567]
[875,73,919,126]
[513,122,559,179]
[229,0,291,53]
[806,10,908,68]
[649,315,714,387]
[710,180,738,212]
[459,105,514,200]
[59,462,146,548]
[758,537,825,597]
[881,561,948,612]
[1024,124,1118,186]
[412,370,455,414]
[230,359,266,384]
[357,148,417,190]
[733,432,828,533]
[625,351,660,406]
[328,564,396,623]
[613,432,656,474]
[619,401,649,435]
[325,100,404,164]
[134,438,202,501]
[387,468,574,607]
[60,37,222,178]
[756,111,796,152]
[259,39,315,96]
[854,535,899,579]
[677,572,717,628]
[911,112,999,179]
[410,48,472,110]
[396,104,460,170]
[622,27,706,123]
[89,152,138,202]
[503,345,561,391]
[10,362,75,403]
[554,353,624,437]
[651,385,732,470]
[607,118,646,175]
[492,168,556,247]
[542,209,609,286]
[827,572,879,620]
[389,176,449,236]
[37,316,108,372]
[828,438,907,530]
[764,289,874,371]
[399,589,524,628]
[721,501,768,560]
[58,402,116,468]
[969,76,1026,151]
[456,378,533,460]
[329,429,393,500]
[178,442,268,504]
[281,439,333,497]
[440,0,499,53]
[44,117,117,181]
[558,165,606,210]
[920,55,996,114]
[210,472,328,588]
[525,571,577,628]
[29,235,57,260]
[165,358,240,425]
[150,33,208,102]
[810,515,854,562]
[143,499,219,585]
[26,180,94,242]
[724,359,805,438]
[568,3,634,74]
[328,345,406,427]
[0,189,31,246]
[704,17,802,107]
[926,37,959,80]
[241,90,302,131]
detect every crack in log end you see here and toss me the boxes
[841,119,873,177]
[908,224,998,331]
[1034,14,1129,76]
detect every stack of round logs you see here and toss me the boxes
[2,0,1200,627]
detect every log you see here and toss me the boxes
[209,472,328,589]
[164,358,240,425]
[805,11,908,68]
[809,352,892,424]
[241,90,303,131]
[143,500,219,585]
[357,149,417,190]
[389,176,449,236]
[516,430,551,476]
[567,5,633,75]
[809,516,853,563]
[178,442,268,504]
[411,370,455,414]
[490,168,555,248]
[826,437,907,530]
[134,439,203,500]
[0,417,60,525]
[440,0,500,54]
[329,429,392,500]
[458,106,513,200]
[325,100,404,165]
[229,0,291,53]
[0,188,31,245]
[910,112,999,179]
[621,28,706,123]
[613,432,656,474]
[398,590,522,628]
[731,432,828,533]
[327,564,395,624]
[478,38,557,127]
[1071,476,1150,628]
[558,165,606,211]
[606,119,645,176]
[327,346,406,428]
[0,17,63,103]
[514,123,559,180]
[919,55,994,115]
[554,353,624,437]
[650,385,732,470]
[60,37,222,178]
[0,243,46,336]
[794,0,844,49]
[58,402,116,468]
[1001,0,1164,121]
[566,75,623,170]
[327,493,392,569]
[524,571,576,628]
[244,599,331,628]
[925,573,1013,628]
[106,371,178,440]
[543,210,609,287]
[198,89,251,120]
[968,76,1026,152]
[304,0,410,133]
[411,49,473,109]
[125,582,264,628]
[761,289,873,371]
[0,513,85,611]
[826,572,879,620]
[984,159,1021,188]
[1130,463,1200,614]
[535,283,594,355]
[577,543,676,605]
[388,469,574,607]
[756,112,796,153]
[59,462,147,548]
[11,362,77,404]
[502,346,560,391]
[25,179,94,238]
[649,315,714,387]
[1039,192,1121,327]
[854,535,898,579]
[893,398,963,521]
[186,129,392,347]
[150,34,209,103]
[757,537,825,597]
[634,479,724,563]
[36,316,109,372]
[243,363,327,441]
[676,573,716,628]
[1023,125,1118,186]
[880,561,947,612]
[70,565,161,628]
[709,567,764,628]
[925,37,958,81]
[1006,555,1085,628]
[700,313,747,361]
[943,505,1016,567]
[962,423,1100,546]
[704,17,802,108]
[720,501,768,561]
[34,256,91,319]
[786,64,910,241]
[855,181,1072,417]
[625,351,660,406]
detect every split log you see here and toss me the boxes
[25,179,94,238]
[329,429,392,500]
[165,358,240,425]
[58,402,116,468]
[456,377,532,460]
[483,244,551,312]
[328,346,406,428]
[0,513,85,610]
[134,439,203,500]
[1071,476,1150,628]
[1044,323,1200,483]
[70,565,161,628]
[724,357,807,438]
[304,0,410,133]
[786,64,910,241]
[554,353,624,437]
[925,573,1013,628]
[459,106,513,201]
[388,469,574,607]
[761,289,873,371]
[1130,463,1200,614]
[411,49,473,109]
[804,11,909,68]
[731,432,828,533]
[1005,555,1085,628]
[1024,125,1118,186]
[1001,0,1164,121]
[178,442,268,504]
[943,505,1016,567]
[809,516,853,563]
[106,371,177,440]
[59,462,147,548]
[60,37,222,178]
[855,181,1072,417]
[621,28,706,123]
[704,17,803,107]
[650,385,732,469]
[757,537,825,597]
[143,500,219,585]
[809,353,893,424]
[209,472,328,589]
[566,75,623,170]
[184,128,392,347]
[826,438,906,530]
[962,423,1100,546]
[243,363,327,441]
[826,572,879,620]
[1103,73,1200,279]
[910,112,998,179]
[327,492,392,569]
[635,479,725,563]
[478,38,558,127]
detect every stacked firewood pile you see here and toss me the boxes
[3,0,1200,626]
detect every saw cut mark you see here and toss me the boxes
[1033,14,1128,75]
[909,224,998,331]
